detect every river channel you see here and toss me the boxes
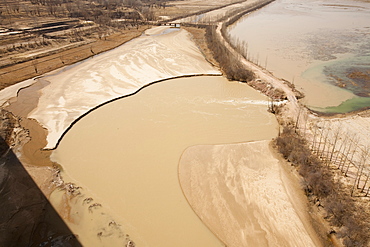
[51,76,278,246]
[228,0,370,113]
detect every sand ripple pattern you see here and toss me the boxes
[179,141,320,247]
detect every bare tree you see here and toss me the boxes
[66,2,74,14]
[339,135,358,171]
[352,164,363,196]
[311,121,319,152]
[302,111,308,138]
[141,6,156,21]
[329,125,341,162]
[316,121,327,156]
[356,146,369,188]
[343,146,357,176]
[294,106,302,134]
[319,123,331,160]
[361,170,370,193]
[334,133,348,167]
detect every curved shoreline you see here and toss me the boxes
[3,0,368,246]
[51,73,221,150]
[52,75,278,246]
[178,141,323,247]
[178,2,370,246]
[23,27,220,149]
[1,0,283,152]
[218,8,298,105]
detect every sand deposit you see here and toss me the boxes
[1,1,362,243]
[4,26,220,149]
[179,140,323,247]
[51,76,278,246]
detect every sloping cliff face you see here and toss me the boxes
[0,109,81,247]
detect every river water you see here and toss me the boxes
[51,76,278,246]
[228,0,370,112]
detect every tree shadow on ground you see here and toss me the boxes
[0,136,82,247]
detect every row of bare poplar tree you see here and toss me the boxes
[295,108,370,197]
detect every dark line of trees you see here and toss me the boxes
[0,0,170,26]
[205,25,254,82]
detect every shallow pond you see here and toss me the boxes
[228,0,370,113]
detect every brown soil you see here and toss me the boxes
[21,118,53,167]
[4,78,54,167]
[0,26,148,90]
[0,108,79,246]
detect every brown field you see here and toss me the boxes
[0,0,243,90]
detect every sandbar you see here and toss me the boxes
[179,140,323,247]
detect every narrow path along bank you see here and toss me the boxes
[177,0,301,115]
[216,1,370,245]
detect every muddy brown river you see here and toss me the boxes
[51,76,278,246]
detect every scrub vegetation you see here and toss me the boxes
[205,25,254,82]
[276,125,370,247]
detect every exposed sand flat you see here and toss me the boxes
[319,114,370,153]
[0,78,35,107]
[22,26,220,149]
[179,141,322,247]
